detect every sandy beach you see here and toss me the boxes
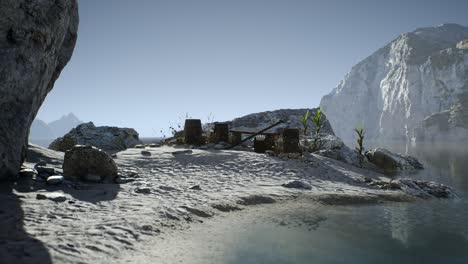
[0,144,431,263]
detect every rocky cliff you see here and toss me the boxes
[320,24,468,144]
[0,1,79,179]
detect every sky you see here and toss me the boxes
[36,0,468,137]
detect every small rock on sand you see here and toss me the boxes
[282,180,312,190]
[179,206,212,218]
[36,193,67,202]
[237,195,276,205]
[211,204,242,212]
[141,150,152,156]
[172,150,193,155]
[47,175,64,185]
[189,185,201,190]
[19,168,35,177]
[134,144,145,149]
[36,166,56,175]
[135,187,151,194]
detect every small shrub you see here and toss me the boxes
[354,123,365,166]
[311,108,323,151]
[300,110,310,136]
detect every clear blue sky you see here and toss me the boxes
[37,0,468,137]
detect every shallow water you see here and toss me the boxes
[193,143,468,263]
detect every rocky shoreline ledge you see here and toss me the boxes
[0,143,456,263]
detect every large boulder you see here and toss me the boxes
[365,148,424,173]
[49,122,142,152]
[63,145,118,183]
[0,0,79,179]
[229,108,335,136]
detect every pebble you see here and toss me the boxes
[282,180,312,190]
[141,150,152,156]
[135,187,151,194]
[46,175,64,185]
[19,168,35,177]
[134,144,145,149]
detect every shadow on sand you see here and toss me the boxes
[0,182,52,264]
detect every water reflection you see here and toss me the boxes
[224,142,468,264]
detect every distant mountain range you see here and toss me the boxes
[29,113,83,146]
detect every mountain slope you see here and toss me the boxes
[48,113,83,138]
[320,24,468,143]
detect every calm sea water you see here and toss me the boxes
[222,142,468,264]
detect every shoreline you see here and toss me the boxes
[3,144,454,263]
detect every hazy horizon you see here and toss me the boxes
[36,0,468,137]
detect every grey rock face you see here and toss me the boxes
[0,0,79,179]
[365,148,424,173]
[230,108,334,136]
[63,145,118,183]
[49,122,142,152]
[320,24,468,143]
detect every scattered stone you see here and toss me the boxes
[149,143,160,148]
[135,144,145,149]
[36,193,67,202]
[111,154,118,158]
[211,204,242,212]
[189,185,201,190]
[19,168,36,178]
[365,148,424,173]
[49,122,142,152]
[46,175,64,185]
[394,179,455,199]
[63,145,118,183]
[179,206,212,218]
[141,150,152,156]
[162,211,180,221]
[265,150,276,156]
[237,195,276,205]
[172,150,193,155]
[135,187,151,194]
[36,194,47,200]
[282,180,312,190]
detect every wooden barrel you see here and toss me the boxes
[213,122,229,143]
[184,119,203,145]
[254,136,267,153]
[282,128,300,153]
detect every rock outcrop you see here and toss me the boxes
[413,91,468,142]
[229,108,334,136]
[365,148,423,173]
[63,145,118,183]
[49,122,142,152]
[0,0,79,179]
[320,24,468,144]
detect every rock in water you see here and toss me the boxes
[365,148,424,173]
[0,0,79,179]
[63,146,118,183]
[49,122,142,152]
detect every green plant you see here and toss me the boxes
[311,108,323,151]
[354,123,365,166]
[300,110,310,136]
